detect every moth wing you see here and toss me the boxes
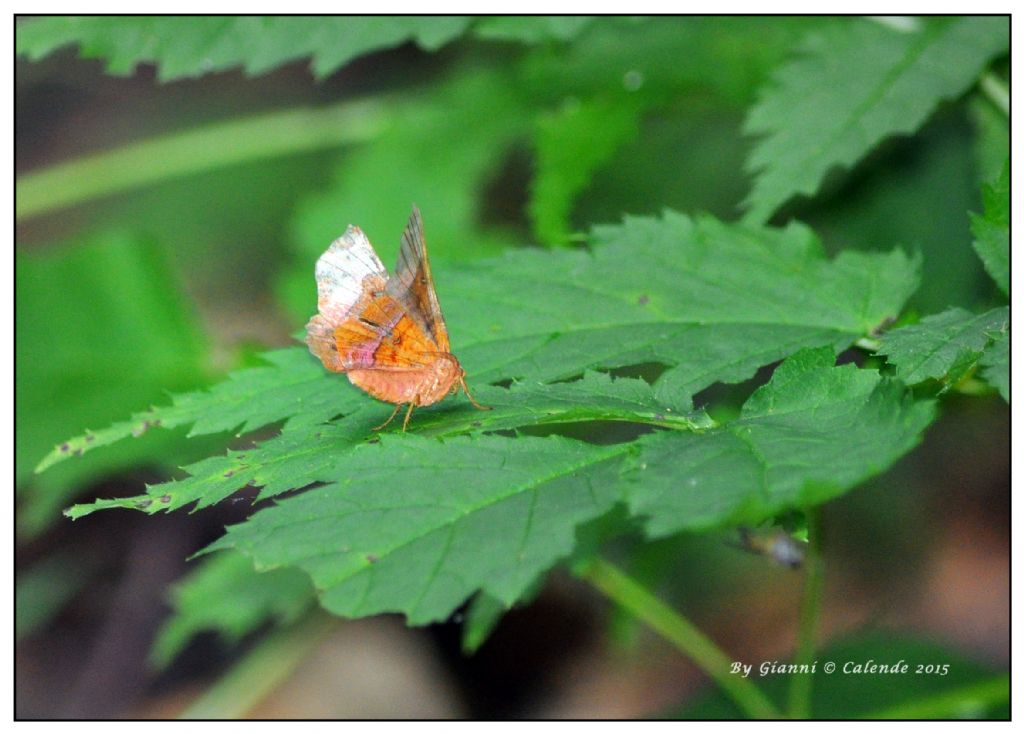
[385,205,451,352]
[306,225,389,371]
[331,294,440,371]
[313,225,389,323]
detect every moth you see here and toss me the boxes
[305,205,488,431]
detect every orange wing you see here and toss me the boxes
[385,205,451,353]
[331,294,439,369]
[306,209,446,374]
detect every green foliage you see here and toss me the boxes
[626,347,935,537]
[274,66,540,322]
[530,97,642,245]
[970,160,1009,296]
[16,16,473,80]
[800,109,983,315]
[151,551,315,669]
[48,211,933,628]
[743,16,1009,223]
[48,210,918,475]
[19,15,1008,713]
[16,552,98,640]
[35,348,357,474]
[677,633,1008,719]
[877,307,1009,392]
[979,329,1009,402]
[203,434,625,624]
[17,233,214,531]
[473,15,597,43]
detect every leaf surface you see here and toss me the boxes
[206,434,627,624]
[624,347,936,537]
[878,307,1009,386]
[151,551,315,668]
[970,159,1009,296]
[67,351,933,627]
[743,16,1009,222]
[16,16,472,80]
[979,329,1009,402]
[46,211,918,474]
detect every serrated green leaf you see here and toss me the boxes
[151,550,315,669]
[970,159,1009,296]
[47,211,917,477]
[16,16,472,81]
[206,434,627,625]
[473,16,597,43]
[36,347,359,474]
[449,212,916,391]
[979,328,1008,402]
[624,347,936,537]
[67,351,933,628]
[63,373,712,517]
[877,307,1009,386]
[743,16,1009,223]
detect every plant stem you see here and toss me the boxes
[578,556,781,719]
[787,508,824,718]
[16,99,387,221]
[178,612,335,719]
[979,73,1009,117]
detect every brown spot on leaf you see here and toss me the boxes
[60,443,70,452]
[638,294,649,305]
[366,554,379,564]
[159,494,172,504]
[136,499,152,509]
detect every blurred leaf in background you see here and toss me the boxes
[969,159,1009,297]
[16,15,473,80]
[742,16,1009,224]
[151,550,315,669]
[16,232,217,532]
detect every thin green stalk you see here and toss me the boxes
[979,73,1009,117]
[787,509,824,718]
[578,556,781,720]
[860,675,1009,719]
[17,98,387,221]
[179,612,336,719]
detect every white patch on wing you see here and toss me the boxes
[314,225,388,324]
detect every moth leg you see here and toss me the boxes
[372,403,403,431]
[460,376,491,411]
[401,402,417,432]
